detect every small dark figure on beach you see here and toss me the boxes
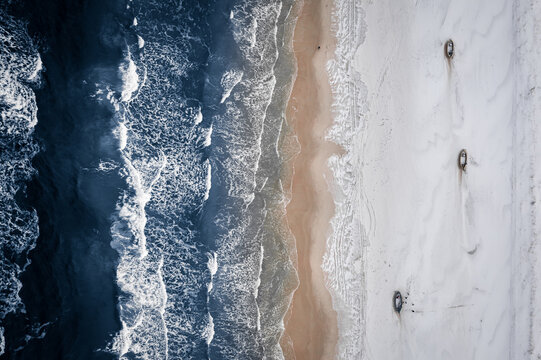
[393,291,403,313]
[445,39,454,59]
[458,149,467,171]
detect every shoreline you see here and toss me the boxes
[281,0,339,358]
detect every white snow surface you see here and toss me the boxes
[325,0,541,359]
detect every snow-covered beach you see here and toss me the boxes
[323,0,541,358]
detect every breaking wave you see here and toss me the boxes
[207,1,299,359]
[102,0,299,358]
[107,1,213,358]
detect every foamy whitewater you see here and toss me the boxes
[325,0,541,358]
[108,4,211,357]
[0,0,299,357]
[106,0,299,359]
[0,10,41,356]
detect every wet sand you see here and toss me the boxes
[281,0,340,358]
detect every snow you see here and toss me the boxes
[326,0,541,358]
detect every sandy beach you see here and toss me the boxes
[281,0,339,358]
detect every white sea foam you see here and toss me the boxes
[0,11,41,356]
[254,244,264,300]
[208,314,215,344]
[97,160,119,172]
[231,4,258,50]
[220,70,243,104]
[28,55,42,83]
[114,150,167,258]
[208,1,298,358]
[218,1,281,205]
[255,245,264,332]
[195,108,203,125]
[206,252,217,345]
[204,160,211,202]
[137,35,145,49]
[0,329,4,356]
[114,122,128,150]
[110,51,170,359]
[109,6,219,356]
[120,54,139,102]
[108,1,297,358]
[203,124,212,147]
[208,252,218,288]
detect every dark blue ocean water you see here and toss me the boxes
[0,0,298,359]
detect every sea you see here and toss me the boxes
[0,0,299,358]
